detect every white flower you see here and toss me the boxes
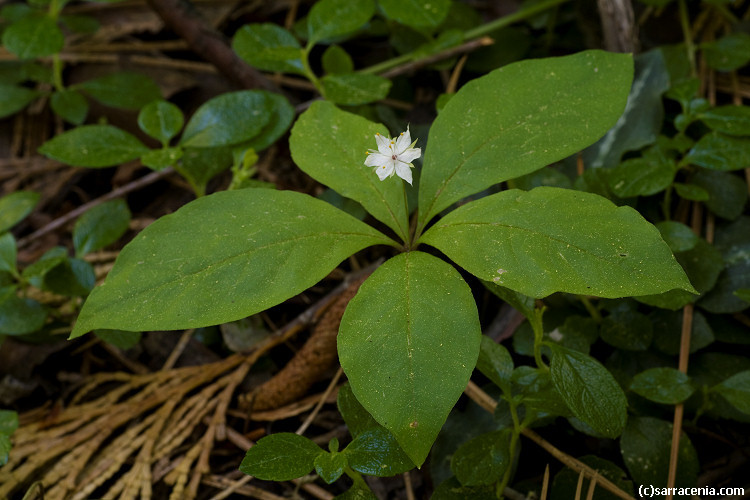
[364,126,421,185]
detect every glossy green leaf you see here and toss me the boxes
[713,370,750,414]
[550,345,627,438]
[290,101,409,241]
[0,84,39,118]
[0,233,17,275]
[2,14,64,59]
[138,100,184,144]
[307,0,375,43]
[338,251,481,466]
[421,187,695,299]
[239,433,323,480]
[476,336,513,393]
[0,296,46,335]
[322,44,354,74]
[176,146,232,195]
[70,189,393,337]
[39,125,149,168]
[232,23,304,75]
[76,72,160,110]
[418,50,633,228]
[692,169,748,220]
[180,91,271,148]
[0,191,39,233]
[50,89,88,125]
[95,329,141,350]
[630,367,694,404]
[337,383,379,438]
[314,451,347,483]
[141,147,183,170]
[699,105,750,136]
[345,427,413,476]
[243,92,294,152]
[73,199,131,257]
[450,429,511,486]
[701,33,750,72]
[608,149,675,198]
[320,73,391,105]
[378,0,450,28]
[673,182,709,201]
[685,132,750,171]
[655,221,698,253]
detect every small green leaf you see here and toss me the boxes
[450,429,511,486]
[71,189,393,337]
[314,451,347,483]
[736,289,750,303]
[550,345,627,438]
[307,0,375,43]
[600,308,653,351]
[95,329,141,350]
[0,296,46,335]
[232,23,304,75]
[177,146,232,196]
[608,149,675,198]
[77,72,161,110]
[73,199,131,257]
[378,0,451,29]
[701,33,750,72]
[345,428,413,476]
[321,73,391,105]
[713,370,750,414]
[141,147,183,170]
[0,410,19,435]
[39,125,149,168]
[655,221,698,253]
[239,433,323,481]
[651,309,714,355]
[338,251,481,467]
[686,132,750,171]
[322,45,354,74]
[0,191,39,233]
[699,105,750,136]
[513,365,572,418]
[2,14,64,59]
[0,233,18,275]
[476,336,513,393]
[50,90,89,125]
[420,187,695,299]
[42,257,95,296]
[337,384,378,438]
[0,83,39,118]
[630,367,694,404]
[181,91,271,148]
[243,92,294,152]
[673,182,709,202]
[692,169,748,220]
[138,100,184,144]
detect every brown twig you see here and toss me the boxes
[378,36,494,80]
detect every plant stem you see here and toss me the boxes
[301,43,322,95]
[52,54,64,92]
[403,181,412,249]
[677,0,696,77]
[496,400,522,498]
[579,296,602,323]
[531,307,548,370]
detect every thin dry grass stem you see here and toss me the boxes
[446,54,469,94]
[541,464,550,500]
[585,472,598,500]
[575,469,585,499]
[403,470,416,500]
[204,475,285,500]
[379,36,494,79]
[162,329,196,371]
[207,474,253,500]
[296,367,343,436]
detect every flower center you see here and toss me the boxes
[391,154,397,160]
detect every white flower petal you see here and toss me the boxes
[398,147,421,164]
[394,161,413,185]
[375,133,392,155]
[365,152,389,167]
[376,162,394,180]
[395,127,412,153]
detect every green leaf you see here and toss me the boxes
[73,199,131,257]
[94,329,141,350]
[138,100,184,144]
[378,0,451,29]
[338,251,481,466]
[713,370,750,414]
[699,105,750,136]
[42,257,95,296]
[334,484,378,500]
[651,309,714,355]
[418,50,633,228]
[337,383,379,438]
[420,187,695,299]
[600,308,653,351]
[290,101,409,242]
[50,89,88,125]
[141,147,183,170]
[549,345,627,438]
[655,221,698,253]
[39,125,149,168]
[685,132,750,171]
[180,91,271,148]
[345,427,413,476]
[692,169,748,220]
[476,336,513,393]
[450,429,511,486]
[699,216,750,313]
[701,33,750,72]
[77,72,161,110]
[432,477,495,500]
[314,451,347,483]
[243,92,295,152]
[0,409,19,435]
[0,296,46,335]
[59,14,100,34]
[0,83,39,118]
[736,289,750,303]
[320,73,391,105]
[232,23,305,75]
[630,367,694,404]
[514,365,572,418]
[673,182,709,202]
[307,0,375,43]
[322,44,354,75]
[239,433,323,480]
[70,189,393,338]
[0,233,17,276]
[484,282,535,322]
[0,191,39,233]
[2,14,64,59]
[607,149,675,198]
[0,434,10,467]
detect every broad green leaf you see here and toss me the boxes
[320,73,391,105]
[138,100,184,144]
[95,329,141,350]
[476,336,513,393]
[420,187,695,299]
[232,23,305,75]
[73,199,131,257]
[608,148,675,198]
[701,33,750,71]
[2,14,64,59]
[418,51,633,228]
[378,0,450,29]
[307,0,375,43]
[243,92,294,152]
[673,182,709,201]
[620,417,699,497]
[0,83,39,118]
[0,234,17,275]
[550,345,627,438]
[338,251,481,466]
[685,132,750,171]
[70,189,393,337]
[0,296,46,335]
[450,429,511,486]
[322,44,354,74]
[77,72,161,110]
[651,309,714,355]
[509,166,572,191]
[290,101,409,241]
[50,89,88,125]
[699,105,750,136]
[239,433,323,480]
[38,125,149,168]
[345,427,413,476]
[484,281,535,322]
[655,221,698,253]
[337,384,379,438]
[713,370,750,414]
[141,147,182,170]
[551,456,633,500]
[180,91,271,148]
[314,451,347,483]
[0,191,39,233]
[177,146,232,196]
[692,169,748,220]
[630,367,694,404]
